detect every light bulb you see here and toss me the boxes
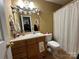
[16,0,25,8]
[29,2,35,10]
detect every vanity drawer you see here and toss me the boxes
[26,38,36,45]
[12,41,26,48]
[36,36,45,42]
[12,44,26,49]
[12,47,27,55]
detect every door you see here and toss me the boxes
[0,0,12,59]
[0,20,6,59]
[0,0,7,59]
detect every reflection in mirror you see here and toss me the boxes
[34,19,39,31]
[21,15,32,32]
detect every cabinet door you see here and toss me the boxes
[11,40,27,59]
[27,44,38,57]
[26,38,40,59]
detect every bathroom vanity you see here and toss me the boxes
[10,33,47,59]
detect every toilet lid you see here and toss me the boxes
[47,41,60,48]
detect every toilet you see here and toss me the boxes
[47,41,60,48]
[45,33,60,52]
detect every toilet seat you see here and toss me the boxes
[47,41,60,48]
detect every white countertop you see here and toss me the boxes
[10,32,52,42]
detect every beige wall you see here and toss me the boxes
[33,0,61,33]
[4,0,13,40]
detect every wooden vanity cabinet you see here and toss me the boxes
[11,36,47,59]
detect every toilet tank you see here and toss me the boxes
[45,33,52,42]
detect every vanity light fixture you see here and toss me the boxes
[15,0,40,15]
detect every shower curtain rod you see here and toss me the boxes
[54,0,78,13]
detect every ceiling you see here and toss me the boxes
[45,0,73,5]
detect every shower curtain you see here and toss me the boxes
[53,0,79,57]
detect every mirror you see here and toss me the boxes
[9,5,40,38]
[9,0,41,38]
